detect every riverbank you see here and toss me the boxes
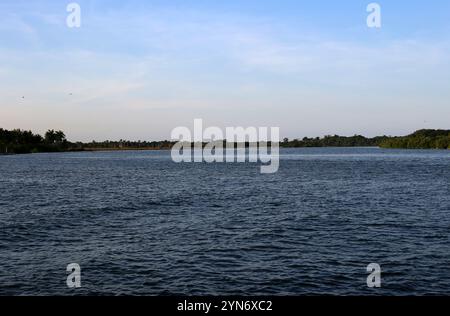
[1,128,449,155]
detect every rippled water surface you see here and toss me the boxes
[1,147,449,295]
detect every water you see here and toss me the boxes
[1,147,449,296]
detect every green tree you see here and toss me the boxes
[45,130,66,144]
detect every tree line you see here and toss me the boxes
[378,129,450,149]
[282,130,450,149]
[1,128,449,155]
[0,129,69,154]
[282,135,389,148]
[0,128,174,154]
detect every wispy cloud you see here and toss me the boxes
[0,13,38,35]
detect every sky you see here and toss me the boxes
[0,0,450,141]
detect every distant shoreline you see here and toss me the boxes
[1,128,449,155]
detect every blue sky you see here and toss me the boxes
[1,0,450,141]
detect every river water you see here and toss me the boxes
[0,147,449,295]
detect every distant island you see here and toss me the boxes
[1,128,449,155]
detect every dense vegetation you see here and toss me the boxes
[1,128,449,155]
[378,129,450,149]
[283,130,450,149]
[282,135,389,148]
[0,129,69,154]
[0,128,173,154]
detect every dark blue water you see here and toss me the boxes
[1,147,449,295]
